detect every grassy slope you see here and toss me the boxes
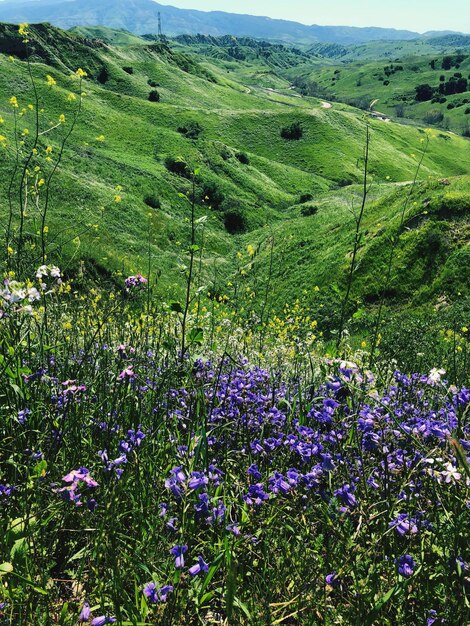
[289,51,470,133]
[0,23,469,309]
[244,175,470,315]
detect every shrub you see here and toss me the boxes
[177,121,203,140]
[415,83,434,102]
[299,193,313,204]
[165,156,191,178]
[300,204,319,217]
[235,151,250,165]
[148,79,159,87]
[123,66,134,75]
[442,56,453,70]
[200,180,224,210]
[281,122,303,140]
[97,67,109,84]
[423,109,444,125]
[224,209,247,233]
[144,195,161,209]
[148,90,160,102]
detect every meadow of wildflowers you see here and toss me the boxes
[0,271,469,625]
[0,21,469,626]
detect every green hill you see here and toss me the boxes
[0,22,469,315]
[289,50,470,134]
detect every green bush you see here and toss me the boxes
[177,121,203,140]
[235,151,250,164]
[164,156,191,178]
[300,204,319,217]
[281,122,303,140]
[148,90,160,102]
[144,195,161,209]
[224,209,247,233]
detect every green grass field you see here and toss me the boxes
[0,23,469,313]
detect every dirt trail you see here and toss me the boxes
[320,101,332,109]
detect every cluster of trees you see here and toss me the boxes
[415,74,468,102]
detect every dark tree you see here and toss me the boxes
[415,84,434,102]
[148,90,160,102]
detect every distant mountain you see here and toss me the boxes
[0,0,459,45]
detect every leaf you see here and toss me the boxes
[0,562,13,577]
[188,328,204,345]
[169,301,183,313]
[233,597,252,620]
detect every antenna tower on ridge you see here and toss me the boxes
[158,12,163,39]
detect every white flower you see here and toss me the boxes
[428,368,446,384]
[27,287,40,302]
[440,462,461,484]
[36,265,48,279]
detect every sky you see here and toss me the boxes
[156,0,470,33]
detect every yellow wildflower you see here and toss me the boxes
[75,68,87,78]
[18,23,29,37]
[8,56,14,62]
[95,135,105,142]
[10,96,18,108]
[0,116,4,124]
[114,195,122,203]
[7,246,14,256]
[46,75,57,87]
[67,93,77,102]
[58,114,66,123]
[0,135,6,146]
[38,179,45,187]
[45,146,53,154]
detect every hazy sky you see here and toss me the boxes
[156,0,470,33]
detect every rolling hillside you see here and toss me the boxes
[0,22,469,316]
[289,49,470,134]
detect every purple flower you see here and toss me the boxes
[144,582,174,603]
[243,483,269,506]
[125,274,148,289]
[143,582,158,603]
[78,601,90,622]
[248,464,262,480]
[128,427,145,446]
[389,513,419,537]
[170,544,188,568]
[334,484,357,509]
[119,367,135,381]
[17,408,30,425]
[189,555,209,577]
[397,554,415,577]
[91,617,116,626]
[325,572,340,587]
[188,471,209,490]
[87,498,98,512]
